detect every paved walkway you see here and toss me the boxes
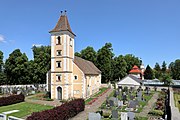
[25,94,61,107]
[70,88,113,120]
[136,92,159,117]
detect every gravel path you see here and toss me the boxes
[136,92,159,117]
[25,95,61,107]
[70,88,114,120]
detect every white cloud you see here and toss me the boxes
[0,34,6,43]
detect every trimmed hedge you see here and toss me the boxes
[0,94,25,107]
[27,98,85,120]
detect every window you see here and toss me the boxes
[56,61,61,68]
[57,50,62,56]
[56,74,61,82]
[56,36,61,45]
[70,38,73,47]
[74,75,78,80]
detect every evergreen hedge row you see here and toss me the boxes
[0,94,25,107]
[27,98,85,120]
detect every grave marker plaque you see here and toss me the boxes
[88,112,101,120]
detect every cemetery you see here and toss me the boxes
[93,86,157,120]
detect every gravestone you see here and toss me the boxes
[128,100,138,109]
[127,112,135,120]
[0,114,6,120]
[122,94,127,101]
[109,97,118,107]
[130,95,134,100]
[8,116,24,120]
[137,91,142,101]
[88,112,101,120]
[118,100,123,107]
[112,110,118,119]
[121,112,127,120]
[109,100,114,107]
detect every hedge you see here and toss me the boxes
[0,94,25,107]
[27,98,85,120]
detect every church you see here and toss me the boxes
[47,11,101,100]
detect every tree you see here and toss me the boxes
[0,51,6,85]
[0,51,3,71]
[144,65,154,79]
[154,63,161,71]
[112,55,127,80]
[160,73,172,86]
[169,59,180,80]
[96,43,114,83]
[124,54,141,73]
[74,52,81,57]
[80,46,97,64]
[161,61,167,73]
[154,62,162,79]
[32,46,51,84]
[4,49,29,84]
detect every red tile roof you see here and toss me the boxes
[50,14,75,36]
[129,65,142,73]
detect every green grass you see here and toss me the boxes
[85,98,93,104]
[0,102,54,118]
[174,93,180,112]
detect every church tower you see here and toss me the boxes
[49,11,75,100]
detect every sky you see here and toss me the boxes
[0,0,179,68]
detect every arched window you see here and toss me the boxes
[56,36,61,45]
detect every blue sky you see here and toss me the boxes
[0,0,179,68]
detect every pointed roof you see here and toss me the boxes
[129,65,142,74]
[74,56,101,75]
[50,12,75,36]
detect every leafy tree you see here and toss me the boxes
[74,52,81,57]
[80,46,97,64]
[161,61,167,73]
[144,65,154,79]
[160,73,172,86]
[124,54,141,73]
[154,62,161,71]
[32,46,51,84]
[154,62,162,79]
[4,49,29,84]
[96,43,114,83]
[169,59,180,80]
[0,51,3,71]
[112,55,127,80]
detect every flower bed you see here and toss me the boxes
[27,98,85,120]
[0,94,25,107]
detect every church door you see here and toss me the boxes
[57,87,62,100]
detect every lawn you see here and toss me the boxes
[0,102,54,118]
[174,93,180,112]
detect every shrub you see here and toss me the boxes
[27,98,85,120]
[148,110,164,116]
[0,93,25,107]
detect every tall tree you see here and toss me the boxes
[80,46,97,64]
[0,51,3,71]
[32,46,51,84]
[0,51,6,85]
[124,54,141,73]
[160,73,172,86]
[169,59,180,80]
[112,55,127,80]
[154,62,162,79]
[4,49,29,84]
[144,65,154,79]
[96,43,114,83]
[74,52,81,57]
[161,61,167,73]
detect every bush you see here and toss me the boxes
[0,94,25,107]
[27,98,85,120]
[148,110,164,116]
